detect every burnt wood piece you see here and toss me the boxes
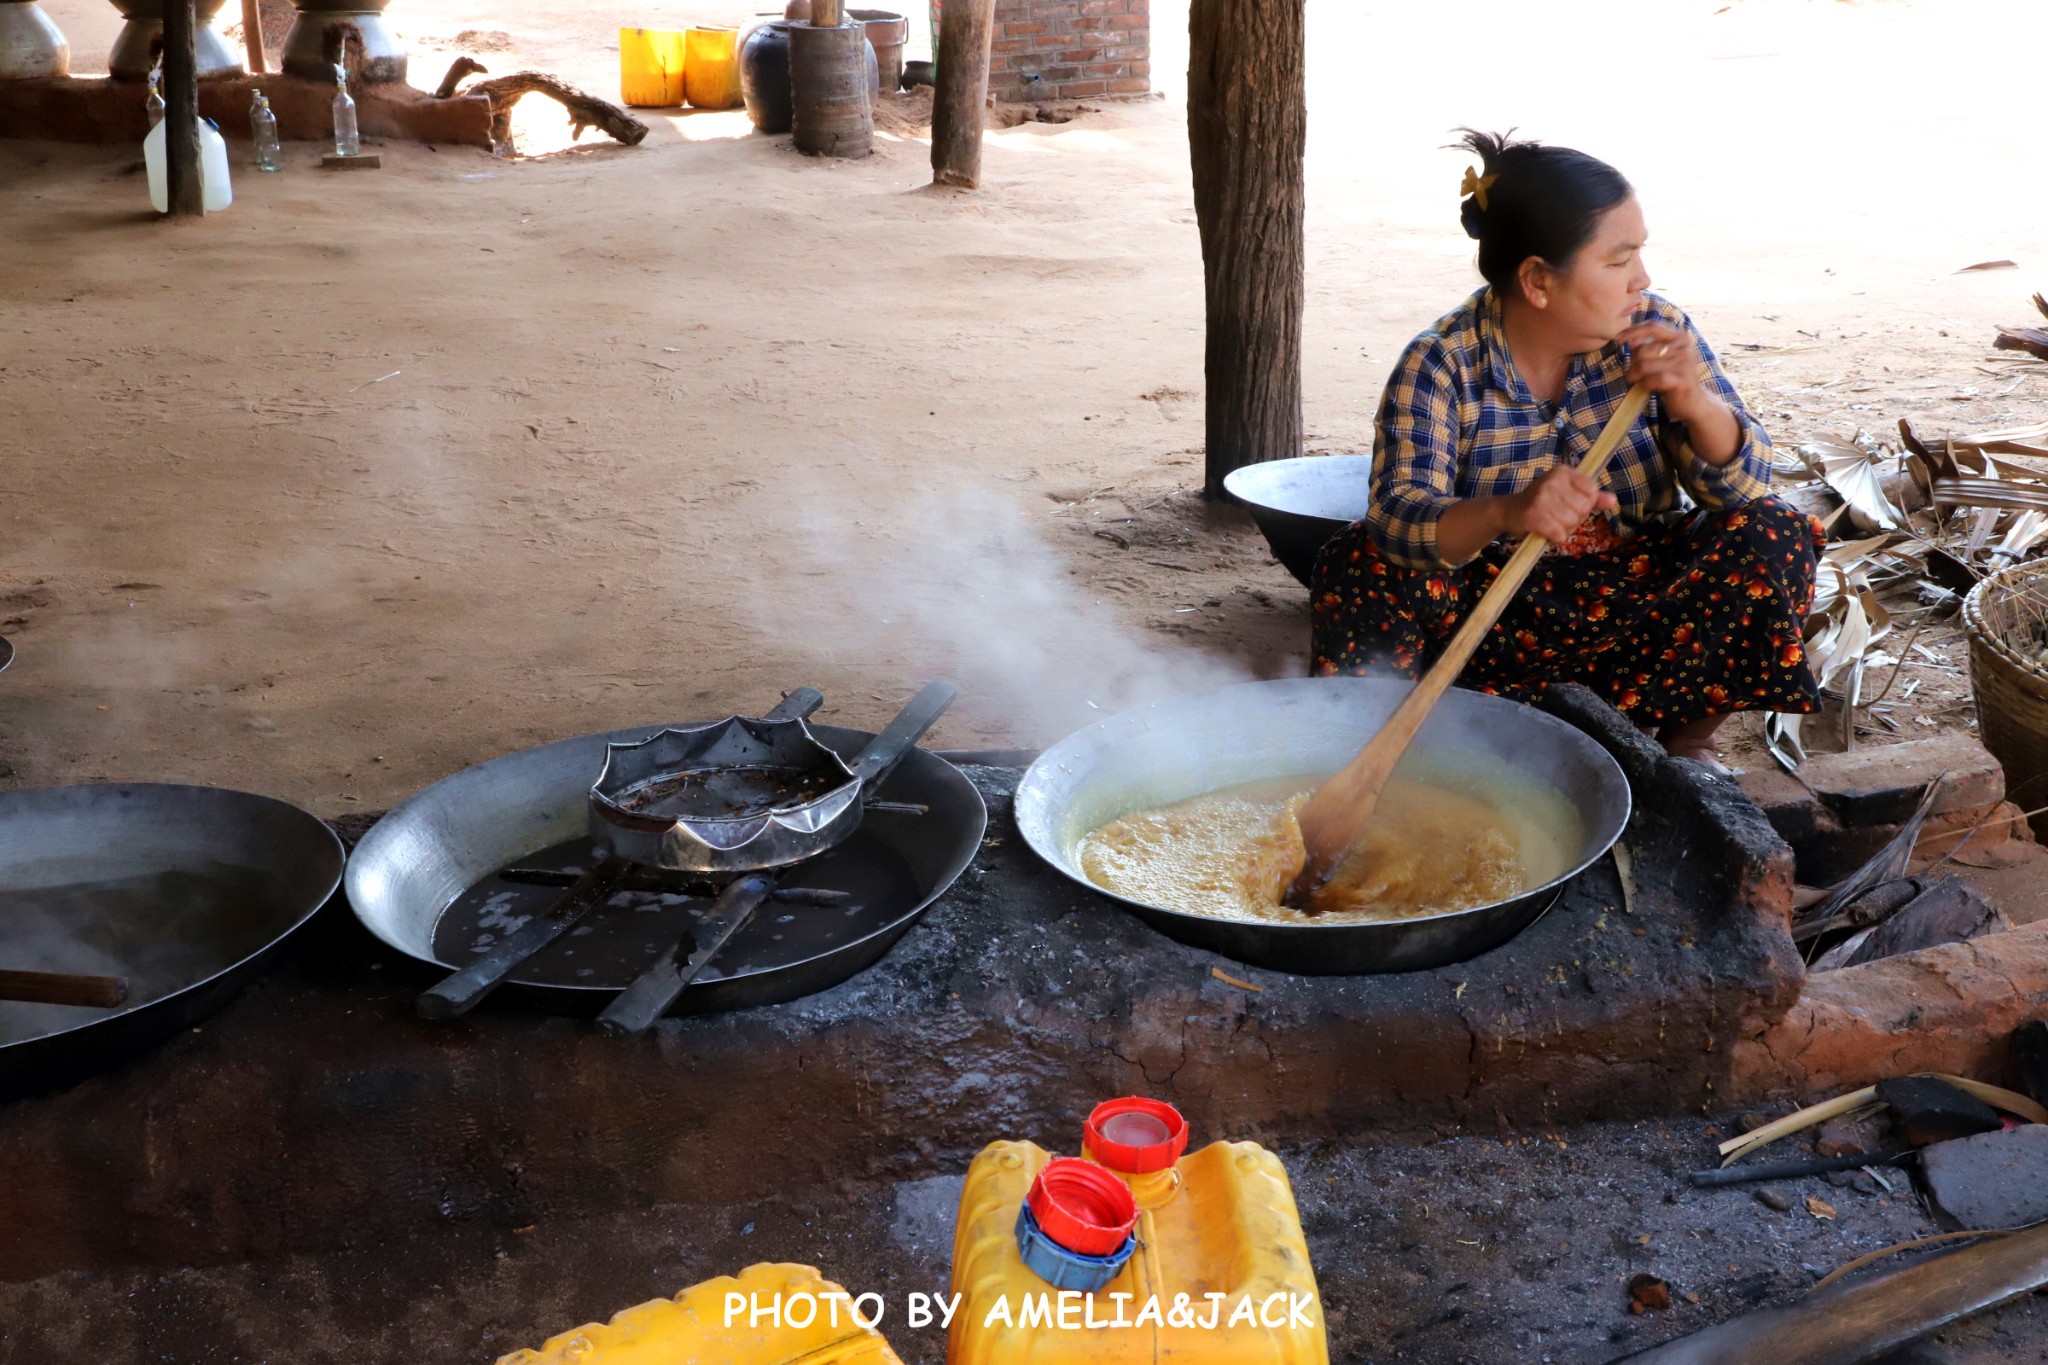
[929,0,995,187]
[1875,1075,2004,1148]
[162,0,203,217]
[0,74,494,147]
[1837,876,2004,969]
[459,72,649,150]
[1687,1149,1911,1189]
[0,970,129,1009]
[1994,325,2048,363]
[1189,0,1306,496]
[1790,876,1927,945]
[2016,1020,2048,1108]
[416,858,633,1020]
[1613,1222,2048,1363]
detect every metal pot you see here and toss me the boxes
[280,0,404,83]
[1222,455,1373,587]
[0,2,69,80]
[1014,678,1630,974]
[105,0,238,82]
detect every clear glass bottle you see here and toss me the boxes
[145,66,165,128]
[331,64,360,157]
[250,91,283,172]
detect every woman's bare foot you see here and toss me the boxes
[1660,713,1733,774]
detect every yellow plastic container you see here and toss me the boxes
[619,27,686,108]
[496,1262,906,1365]
[683,25,744,110]
[949,1140,1328,1365]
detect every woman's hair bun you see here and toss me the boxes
[1459,196,1485,241]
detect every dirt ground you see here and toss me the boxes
[4,0,2045,816]
[4,1116,2046,1363]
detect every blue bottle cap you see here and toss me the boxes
[1013,1203,1136,1294]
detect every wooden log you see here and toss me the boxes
[0,74,494,148]
[1836,876,2005,969]
[458,72,649,151]
[929,0,995,187]
[1615,1221,2048,1363]
[240,0,267,75]
[1188,0,1306,496]
[162,0,203,217]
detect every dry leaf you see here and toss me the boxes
[1805,1195,1837,1220]
[1210,967,1263,992]
[1955,260,2019,273]
[1798,439,1904,532]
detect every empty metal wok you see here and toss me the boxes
[0,783,346,1095]
[1014,678,1630,975]
[1222,455,1374,587]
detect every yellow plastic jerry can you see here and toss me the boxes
[619,27,686,108]
[496,1262,905,1365]
[948,1140,1328,1365]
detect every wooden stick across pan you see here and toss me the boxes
[0,969,130,1009]
[1284,382,1652,908]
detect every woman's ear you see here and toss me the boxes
[1517,256,1551,310]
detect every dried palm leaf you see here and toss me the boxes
[1798,438,1905,532]
[1932,478,2048,513]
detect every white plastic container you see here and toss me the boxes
[145,115,233,214]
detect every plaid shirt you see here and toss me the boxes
[1367,287,1776,569]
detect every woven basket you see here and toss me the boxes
[1963,558,2048,840]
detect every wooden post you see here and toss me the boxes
[1188,0,1305,496]
[161,0,203,217]
[241,0,268,74]
[929,0,994,188]
[812,0,844,25]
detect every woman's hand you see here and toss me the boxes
[1620,322,1718,426]
[1620,321,1742,464]
[1506,464,1617,544]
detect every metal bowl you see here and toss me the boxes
[1222,455,1373,586]
[1014,678,1630,975]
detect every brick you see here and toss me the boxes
[1921,1126,2048,1230]
[1034,33,1067,47]
[991,36,1030,53]
[1040,64,1080,80]
[1052,78,1107,97]
[1106,11,1149,27]
[1003,20,1045,35]
[1061,47,1104,62]
[1104,76,1151,94]
[1812,735,2004,825]
[1082,60,1128,76]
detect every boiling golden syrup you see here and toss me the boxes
[1076,773,1579,925]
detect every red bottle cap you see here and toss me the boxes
[1083,1097,1189,1174]
[1025,1157,1139,1257]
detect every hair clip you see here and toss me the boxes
[1459,166,1498,211]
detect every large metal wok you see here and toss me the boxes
[347,717,985,1016]
[0,783,346,1095]
[1015,678,1629,974]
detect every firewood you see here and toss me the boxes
[458,72,649,148]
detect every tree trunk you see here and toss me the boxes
[1188,0,1305,496]
[930,0,995,188]
[162,0,204,217]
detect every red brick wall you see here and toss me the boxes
[986,0,1151,103]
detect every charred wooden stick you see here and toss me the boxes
[435,55,488,99]
[0,969,130,1009]
[461,72,649,148]
[1688,1149,1911,1189]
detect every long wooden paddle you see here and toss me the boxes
[1282,382,1652,910]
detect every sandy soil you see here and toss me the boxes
[3,0,2045,818]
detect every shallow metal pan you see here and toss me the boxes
[1014,677,1630,974]
[347,722,985,1015]
[0,783,346,1095]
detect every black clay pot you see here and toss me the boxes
[741,21,794,133]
